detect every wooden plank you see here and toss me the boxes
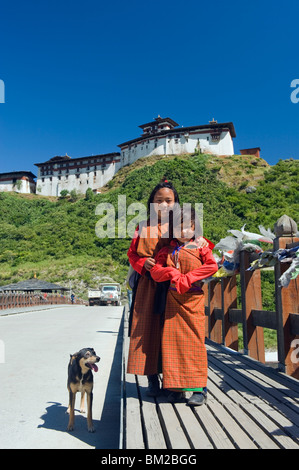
[214,307,223,320]
[203,284,209,338]
[217,352,299,413]
[225,403,279,449]
[123,308,299,450]
[240,250,265,362]
[251,309,277,330]
[193,403,235,449]
[207,341,299,425]
[208,345,299,414]
[123,309,145,449]
[208,354,266,404]
[206,377,280,449]
[241,403,299,449]
[137,375,167,449]
[209,340,299,395]
[207,398,258,449]
[207,345,299,448]
[209,353,282,405]
[207,371,242,404]
[155,395,191,449]
[228,308,243,324]
[125,374,145,449]
[209,281,223,344]
[207,367,249,405]
[222,277,239,351]
[256,401,299,443]
[174,402,214,449]
[204,305,209,337]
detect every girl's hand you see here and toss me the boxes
[195,237,209,249]
[174,273,192,294]
[144,257,156,271]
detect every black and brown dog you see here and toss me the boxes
[67,347,100,432]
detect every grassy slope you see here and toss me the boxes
[0,154,298,302]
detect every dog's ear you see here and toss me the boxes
[69,353,78,364]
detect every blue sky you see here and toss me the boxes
[0,0,299,176]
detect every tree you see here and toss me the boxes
[85,188,94,201]
[69,189,79,202]
[60,189,69,198]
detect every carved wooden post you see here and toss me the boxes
[240,250,265,362]
[222,276,239,351]
[203,283,209,338]
[274,215,299,378]
[209,280,223,344]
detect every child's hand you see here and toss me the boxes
[194,237,209,248]
[144,257,156,271]
[174,273,192,294]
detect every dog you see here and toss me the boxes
[67,347,100,432]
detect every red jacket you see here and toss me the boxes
[127,225,215,278]
[150,240,218,294]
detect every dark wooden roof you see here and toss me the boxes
[0,279,69,292]
[139,117,179,129]
[34,152,120,167]
[0,171,36,179]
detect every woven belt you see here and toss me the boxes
[169,284,203,294]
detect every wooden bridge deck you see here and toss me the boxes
[120,310,299,450]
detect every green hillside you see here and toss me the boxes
[0,153,298,308]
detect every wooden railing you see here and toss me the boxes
[0,293,87,310]
[204,221,299,380]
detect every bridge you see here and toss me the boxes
[121,310,299,449]
[121,219,299,449]
[0,217,298,449]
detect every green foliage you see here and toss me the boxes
[60,189,69,198]
[0,155,298,321]
[85,188,95,201]
[69,189,79,202]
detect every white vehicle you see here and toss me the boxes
[88,288,102,306]
[88,283,121,306]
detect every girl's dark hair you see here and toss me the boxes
[147,179,180,213]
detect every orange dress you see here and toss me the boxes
[151,241,218,389]
[126,222,170,375]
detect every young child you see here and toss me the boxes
[150,207,218,405]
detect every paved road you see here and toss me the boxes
[0,304,124,449]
